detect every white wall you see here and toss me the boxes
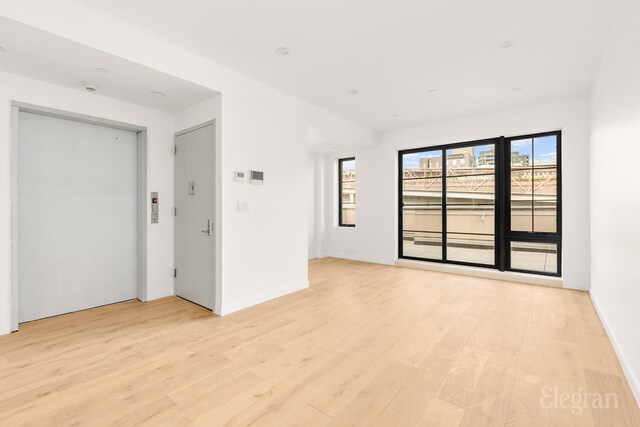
[0,71,176,334]
[590,0,640,405]
[0,1,376,320]
[317,97,592,290]
[308,153,326,259]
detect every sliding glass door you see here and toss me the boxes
[399,139,498,267]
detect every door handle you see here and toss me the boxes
[201,219,212,236]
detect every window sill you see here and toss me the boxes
[395,258,563,289]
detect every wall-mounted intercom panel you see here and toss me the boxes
[151,192,159,224]
[250,170,264,185]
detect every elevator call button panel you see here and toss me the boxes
[151,192,159,224]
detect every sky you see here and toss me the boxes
[341,159,356,171]
[402,135,557,168]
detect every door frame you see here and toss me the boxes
[10,102,148,331]
[174,119,217,311]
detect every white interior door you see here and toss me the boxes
[18,112,138,323]
[174,123,215,310]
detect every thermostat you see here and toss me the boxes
[235,171,245,183]
[250,170,264,185]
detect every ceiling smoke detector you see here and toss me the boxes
[499,40,514,49]
[276,47,290,56]
[82,82,97,93]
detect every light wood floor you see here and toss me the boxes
[0,258,638,426]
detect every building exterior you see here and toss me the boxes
[419,147,476,170]
[477,146,530,167]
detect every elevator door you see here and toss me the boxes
[18,112,138,322]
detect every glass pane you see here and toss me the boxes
[402,206,442,260]
[510,138,533,232]
[402,149,442,260]
[446,174,495,205]
[445,144,495,265]
[403,150,443,174]
[532,135,557,232]
[402,178,443,195]
[446,206,495,265]
[510,241,558,274]
[533,195,556,233]
[340,159,355,225]
[533,135,557,167]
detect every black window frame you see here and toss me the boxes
[338,157,356,227]
[398,131,562,277]
[504,130,562,277]
[398,137,500,270]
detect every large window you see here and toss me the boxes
[399,131,561,277]
[339,157,356,227]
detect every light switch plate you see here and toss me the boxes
[237,201,249,213]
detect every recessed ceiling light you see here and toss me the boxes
[499,40,514,49]
[512,86,524,91]
[150,91,165,97]
[348,89,359,95]
[276,47,290,56]
[95,67,109,73]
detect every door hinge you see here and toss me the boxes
[174,145,177,154]
[174,207,177,216]
[173,268,177,278]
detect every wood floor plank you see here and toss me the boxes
[436,345,491,409]
[328,360,416,426]
[416,398,465,427]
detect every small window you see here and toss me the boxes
[339,158,356,227]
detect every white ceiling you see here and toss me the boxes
[70,0,616,132]
[0,17,217,113]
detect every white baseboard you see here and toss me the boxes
[309,252,328,260]
[590,290,640,407]
[325,252,394,266]
[0,321,10,336]
[220,281,309,316]
[395,258,564,288]
[145,286,175,302]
